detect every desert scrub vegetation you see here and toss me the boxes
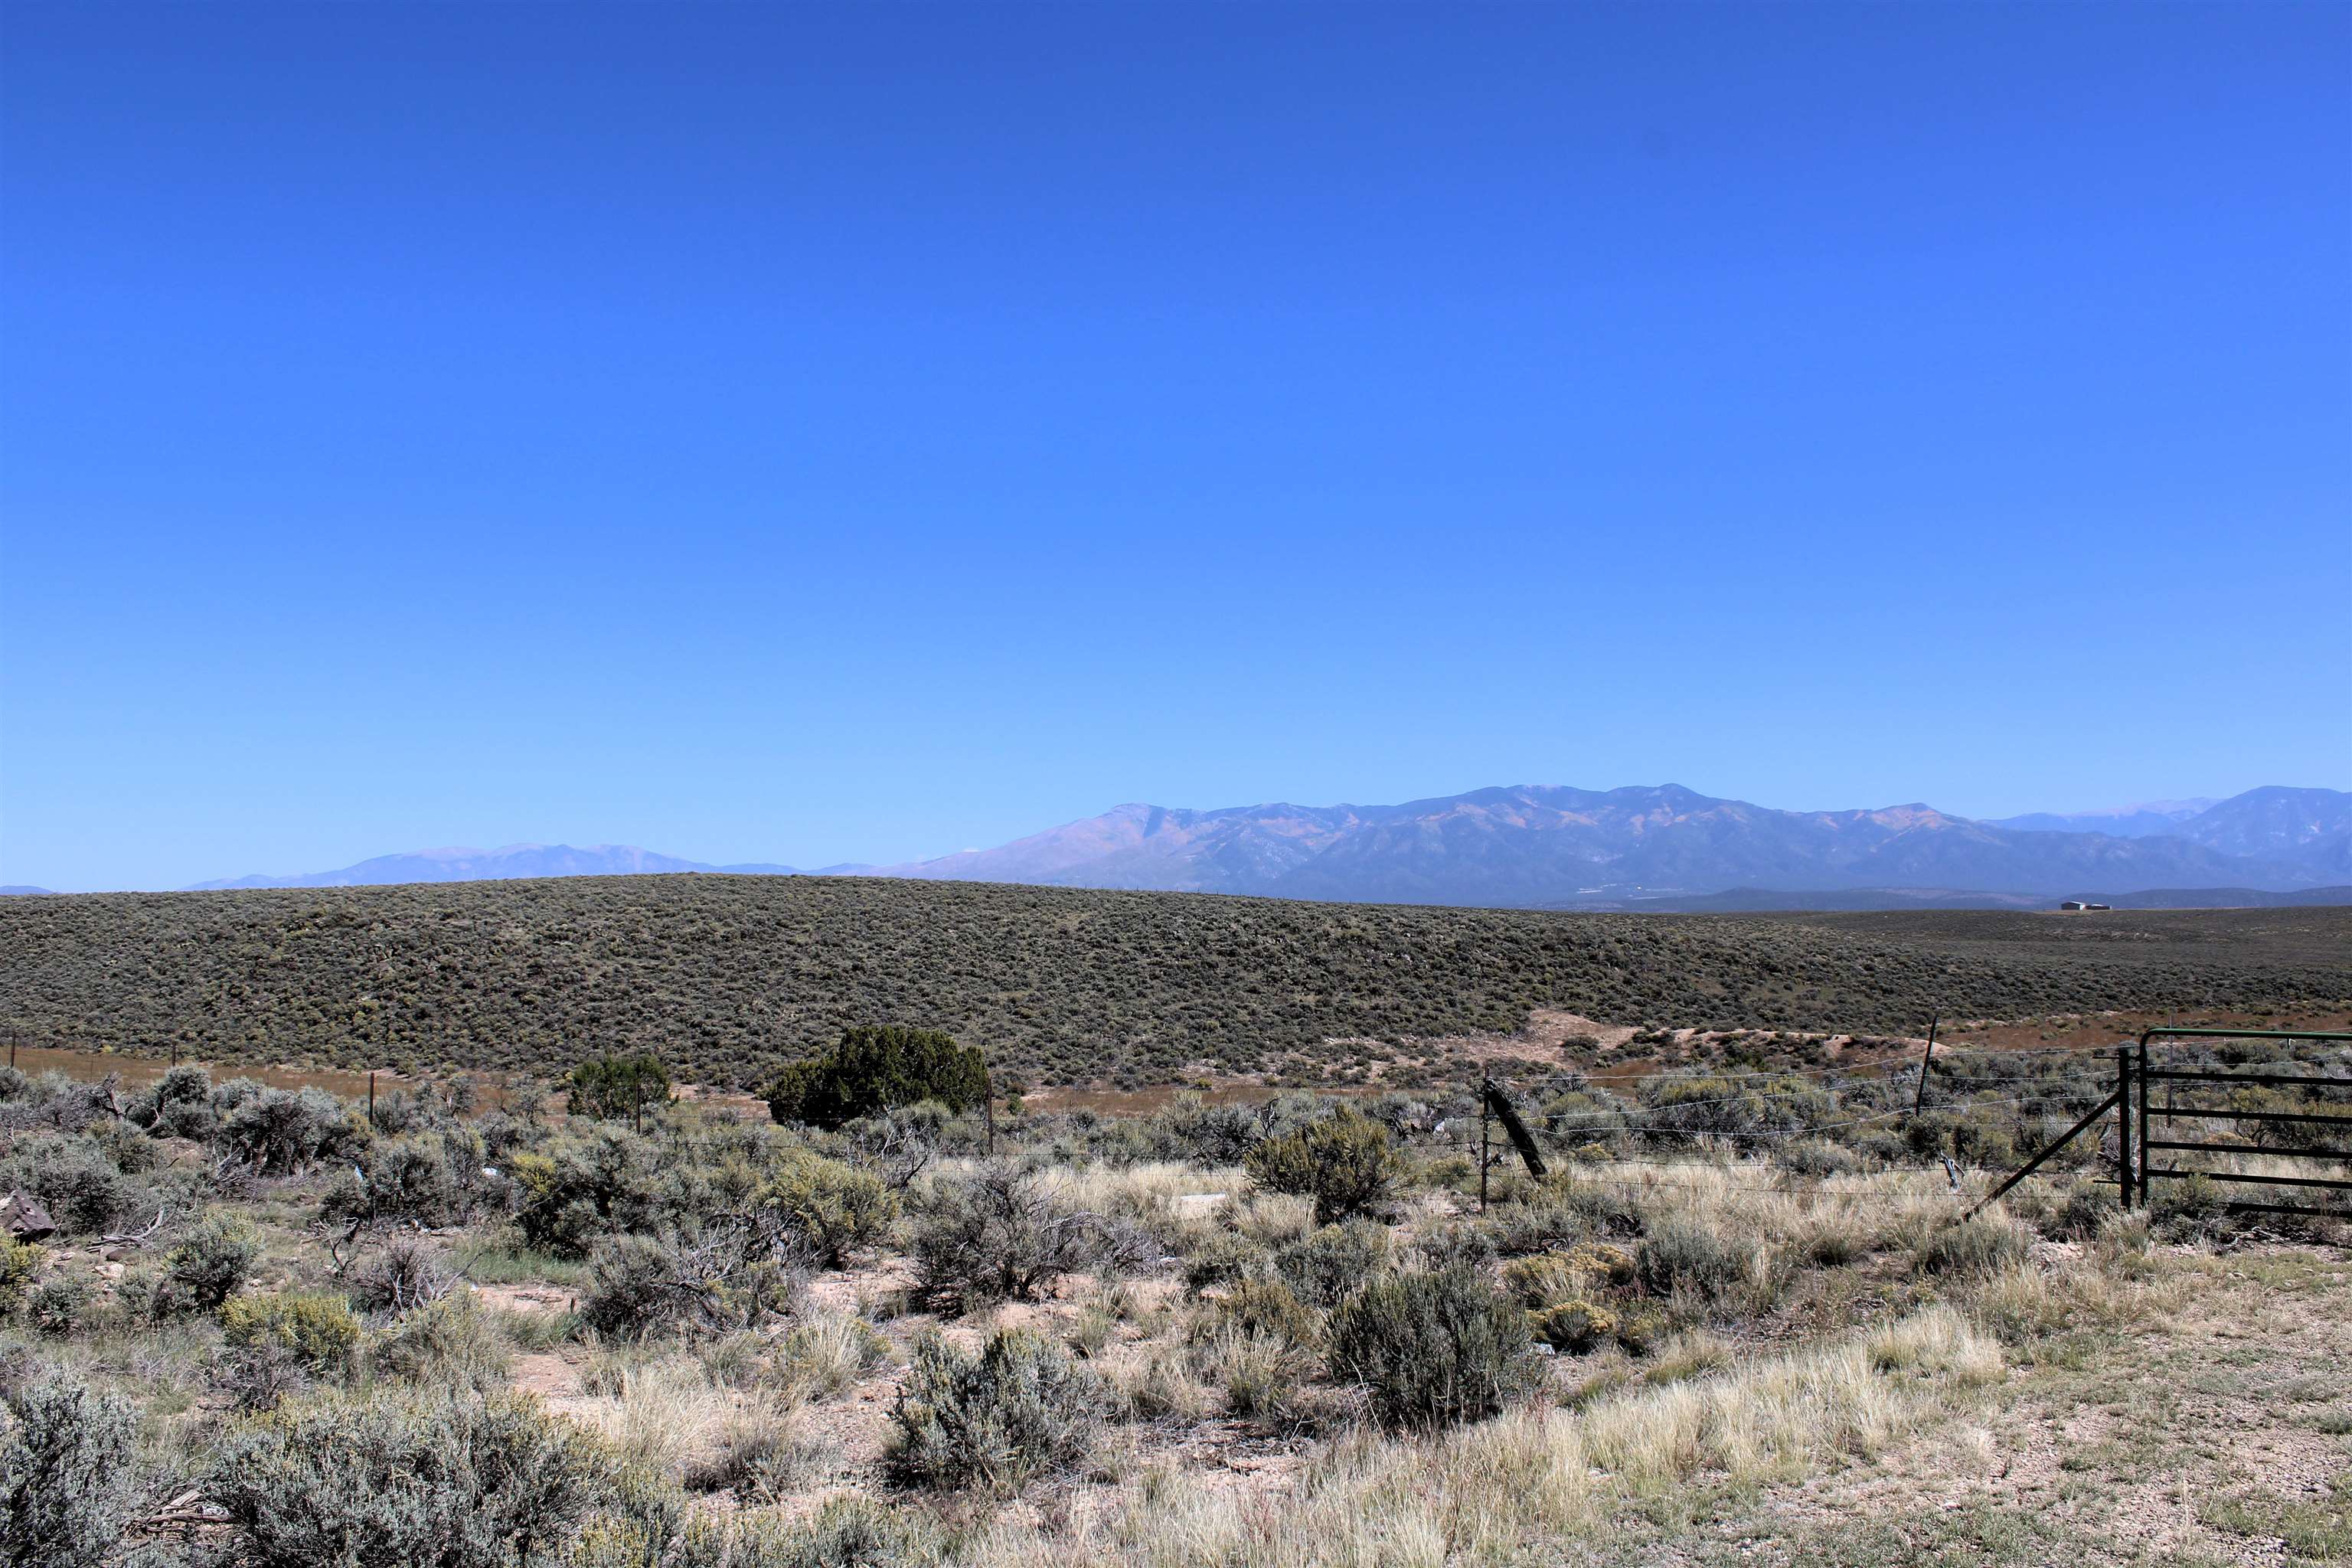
[0,1034,2341,1568]
[1244,1106,1406,1223]
[4,875,2344,1086]
[888,1326,1108,1492]
[1327,1266,1533,1429]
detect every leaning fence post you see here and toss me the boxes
[1479,1073,1491,1215]
[2115,1047,2134,1210]
[1912,1015,1939,1117]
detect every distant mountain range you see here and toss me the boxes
[1983,799,2217,838]
[874,785,2347,903]
[185,844,872,891]
[164,783,2351,909]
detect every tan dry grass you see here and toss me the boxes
[960,1305,2002,1568]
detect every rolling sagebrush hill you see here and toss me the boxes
[1,877,2345,1089]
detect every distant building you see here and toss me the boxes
[2057,900,2112,912]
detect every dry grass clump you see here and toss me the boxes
[1959,1219,2201,1351]
[366,1294,514,1393]
[960,1305,2004,1568]
[768,1310,893,1402]
[567,1356,830,1498]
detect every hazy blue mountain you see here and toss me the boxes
[1982,789,2350,882]
[187,844,802,890]
[874,783,2325,903]
[1551,884,2352,913]
[0,887,55,897]
[2167,786,2351,882]
[1985,799,2215,837]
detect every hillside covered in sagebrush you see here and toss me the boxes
[1,877,2344,1087]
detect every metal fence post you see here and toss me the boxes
[2135,1036,2151,1207]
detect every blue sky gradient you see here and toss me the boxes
[4,2,2347,890]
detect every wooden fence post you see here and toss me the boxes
[1912,1016,1939,1117]
[1479,1073,1491,1214]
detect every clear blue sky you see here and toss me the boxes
[3,2,2347,892]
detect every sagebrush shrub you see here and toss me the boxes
[0,1134,126,1236]
[1326,1266,1530,1430]
[218,1084,361,1175]
[1636,1219,1743,1302]
[580,1230,800,1339]
[348,1236,457,1315]
[2044,1183,2119,1242]
[1244,1108,1403,1225]
[909,1166,1152,1307]
[510,1125,658,1259]
[322,1132,485,1228]
[2150,1172,2233,1242]
[161,1210,260,1315]
[24,1279,87,1339]
[888,1326,1106,1492]
[1155,1097,1265,1165]
[88,1119,163,1176]
[209,1387,611,1568]
[0,1374,144,1568]
[129,1063,216,1140]
[580,1234,686,1338]
[1416,1221,1502,1274]
[215,1341,312,1415]
[1272,1220,1391,1309]
[1180,1230,1263,1296]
